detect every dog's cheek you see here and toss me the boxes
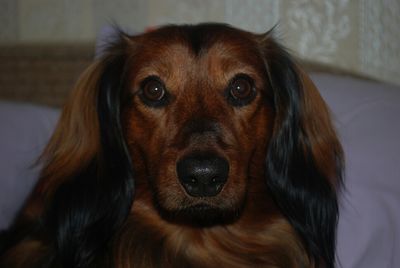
[237,103,272,159]
[229,104,272,187]
[144,126,185,210]
[122,108,162,180]
[152,149,188,210]
[219,156,247,204]
[247,104,273,186]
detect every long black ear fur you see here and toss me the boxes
[46,47,135,267]
[263,38,344,268]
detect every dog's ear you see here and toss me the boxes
[259,33,344,268]
[19,31,136,267]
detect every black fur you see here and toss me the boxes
[264,41,343,268]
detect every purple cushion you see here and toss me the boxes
[0,101,59,229]
[312,74,400,268]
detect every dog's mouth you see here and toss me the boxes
[158,202,242,227]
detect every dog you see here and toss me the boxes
[0,23,343,268]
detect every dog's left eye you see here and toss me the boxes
[226,75,256,107]
[139,76,169,107]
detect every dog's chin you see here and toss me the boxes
[158,203,242,227]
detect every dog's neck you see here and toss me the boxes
[111,200,312,268]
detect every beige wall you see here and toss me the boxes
[1,0,399,86]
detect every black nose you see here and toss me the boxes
[177,153,229,197]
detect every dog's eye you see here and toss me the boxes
[227,75,256,107]
[139,76,169,107]
[143,80,165,101]
[230,79,252,99]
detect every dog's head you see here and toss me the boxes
[121,25,275,225]
[36,24,343,267]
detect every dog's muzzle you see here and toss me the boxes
[177,153,229,197]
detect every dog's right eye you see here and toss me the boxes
[139,76,169,107]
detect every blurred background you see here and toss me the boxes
[0,0,399,106]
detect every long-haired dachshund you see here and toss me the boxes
[0,23,343,268]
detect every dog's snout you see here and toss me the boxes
[179,118,220,142]
[177,154,229,197]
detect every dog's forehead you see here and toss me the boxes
[138,24,259,54]
[130,25,265,83]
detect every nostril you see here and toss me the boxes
[176,153,229,197]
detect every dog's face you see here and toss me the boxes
[122,26,273,224]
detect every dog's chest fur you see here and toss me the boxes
[112,205,310,268]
